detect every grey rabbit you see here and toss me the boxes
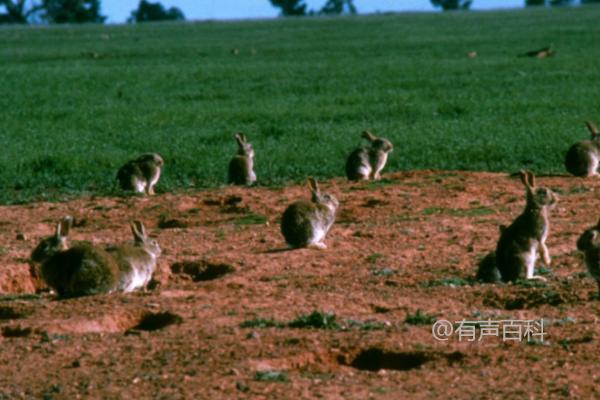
[31,217,161,298]
[565,121,600,177]
[117,153,164,195]
[345,130,393,181]
[576,218,600,297]
[495,171,558,282]
[281,178,339,249]
[228,133,256,185]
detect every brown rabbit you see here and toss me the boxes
[345,130,393,181]
[29,216,74,291]
[495,171,558,282]
[565,121,600,177]
[31,218,160,298]
[32,217,120,298]
[105,221,161,292]
[576,218,600,297]
[228,133,256,185]
[281,178,339,249]
[117,153,164,195]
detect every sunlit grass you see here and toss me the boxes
[1,5,600,203]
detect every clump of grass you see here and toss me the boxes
[565,185,592,195]
[233,213,268,225]
[514,279,547,288]
[371,267,395,277]
[239,313,391,332]
[287,311,339,330]
[240,318,283,329]
[421,277,472,287]
[366,253,384,264]
[255,370,288,383]
[346,319,387,331]
[404,309,436,326]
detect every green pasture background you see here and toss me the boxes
[1,5,599,203]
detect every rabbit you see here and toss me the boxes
[32,216,121,298]
[105,221,161,293]
[576,218,600,297]
[475,225,506,283]
[228,133,256,185]
[117,153,164,195]
[281,178,339,249]
[29,216,74,291]
[345,130,393,181]
[30,216,73,265]
[495,171,558,282]
[31,218,160,298]
[565,121,600,177]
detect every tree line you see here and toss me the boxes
[274,0,600,14]
[0,0,184,24]
[2,0,600,24]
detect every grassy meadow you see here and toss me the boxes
[1,5,600,203]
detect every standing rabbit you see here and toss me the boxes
[31,217,161,298]
[576,218,600,297]
[281,178,339,249]
[565,121,600,177]
[117,153,164,195]
[495,171,558,282]
[228,133,256,185]
[345,130,393,181]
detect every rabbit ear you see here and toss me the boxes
[56,216,73,239]
[527,171,536,187]
[586,121,599,138]
[307,177,319,194]
[131,221,147,243]
[362,130,377,142]
[235,133,246,145]
[519,170,530,188]
[519,170,535,189]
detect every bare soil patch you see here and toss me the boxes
[0,171,599,398]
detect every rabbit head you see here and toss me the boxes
[577,218,600,252]
[308,177,339,211]
[235,133,255,159]
[131,220,161,258]
[520,170,558,210]
[138,153,164,167]
[586,121,600,141]
[30,216,73,263]
[362,130,393,154]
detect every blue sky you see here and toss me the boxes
[102,0,529,23]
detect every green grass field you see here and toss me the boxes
[2,5,600,203]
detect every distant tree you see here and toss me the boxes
[0,0,44,23]
[431,0,473,11]
[128,0,185,23]
[319,0,356,15]
[41,0,106,23]
[269,0,307,16]
[582,0,600,3]
[525,0,575,5]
